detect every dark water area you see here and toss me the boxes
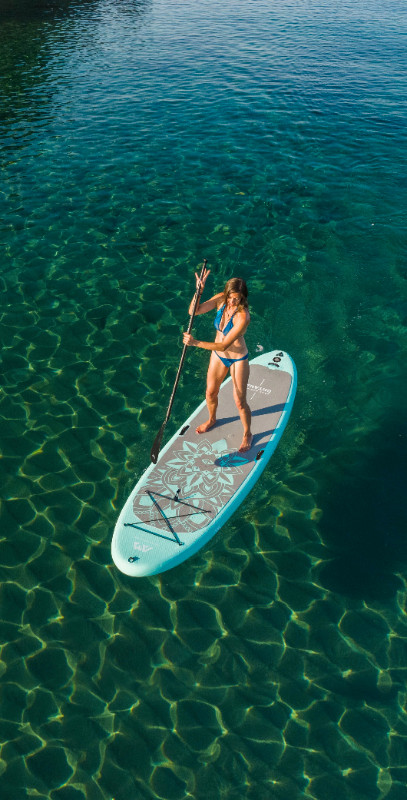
[1,0,407,798]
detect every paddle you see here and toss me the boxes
[150,259,208,464]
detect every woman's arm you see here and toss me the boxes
[190,292,223,316]
[183,311,249,351]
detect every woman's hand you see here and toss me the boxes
[183,333,197,347]
[195,266,210,294]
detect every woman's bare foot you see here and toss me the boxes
[196,419,216,434]
[238,433,253,452]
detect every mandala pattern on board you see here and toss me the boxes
[132,438,251,534]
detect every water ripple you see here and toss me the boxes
[1,0,407,798]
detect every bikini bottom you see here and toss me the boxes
[215,351,249,369]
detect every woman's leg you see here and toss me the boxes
[231,358,252,452]
[196,352,229,434]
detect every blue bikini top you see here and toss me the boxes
[214,304,236,335]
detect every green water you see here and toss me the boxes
[1,0,407,798]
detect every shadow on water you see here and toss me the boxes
[0,0,151,135]
[317,420,407,601]
[0,0,150,21]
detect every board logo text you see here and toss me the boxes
[133,541,153,553]
[247,383,271,394]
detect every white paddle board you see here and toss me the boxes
[112,350,296,577]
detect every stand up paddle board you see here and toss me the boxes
[112,350,296,577]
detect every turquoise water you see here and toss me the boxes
[1,0,407,797]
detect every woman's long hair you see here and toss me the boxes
[223,277,249,312]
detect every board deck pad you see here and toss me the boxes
[112,351,296,576]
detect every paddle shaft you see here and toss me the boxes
[150,259,207,463]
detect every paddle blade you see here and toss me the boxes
[150,422,166,464]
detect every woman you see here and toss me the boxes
[183,269,253,453]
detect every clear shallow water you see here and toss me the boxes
[1,0,407,798]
